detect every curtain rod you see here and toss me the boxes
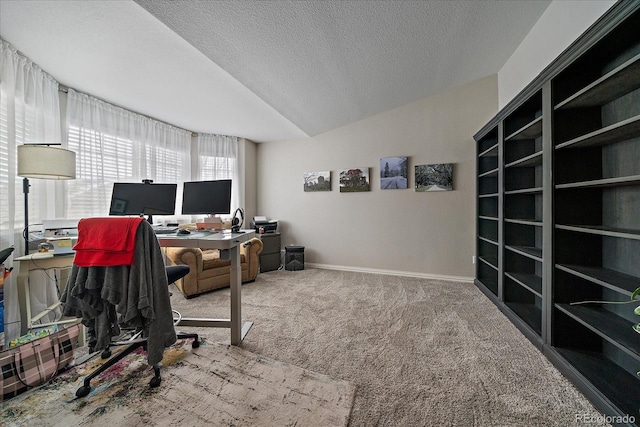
[58,84,199,137]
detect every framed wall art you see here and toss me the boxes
[339,167,370,192]
[380,156,408,189]
[415,163,453,191]
[304,171,331,192]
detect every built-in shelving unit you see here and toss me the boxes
[502,90,545,338]
[476,126,500,297]
[474,1,640,424]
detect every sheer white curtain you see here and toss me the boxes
[0,39,63,341]
[195,134,241,215]
[65,89,192,221]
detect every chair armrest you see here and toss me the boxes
[165,247,204,297]
[241,238,263,280]
[165,247,204,273]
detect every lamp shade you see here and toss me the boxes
[17,144,76,180]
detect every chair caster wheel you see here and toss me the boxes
[76,386,91,398]
[149,376,162,388]
[192,340,200,349]
[101,349,112,359]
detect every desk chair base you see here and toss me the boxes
[75,332,200,398]
[76,264,198,398]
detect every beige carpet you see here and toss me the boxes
[0,338,355,426]
[168,268,606,427]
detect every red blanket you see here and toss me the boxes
[73,217,144,267]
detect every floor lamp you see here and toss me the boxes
[17,143,76,255]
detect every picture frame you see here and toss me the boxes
[339,167,370,192]
[303,171,331,192]
[380,156,408,189]
[415,163,453,191]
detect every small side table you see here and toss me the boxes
[259,232,281,272]
[12,253,82,342]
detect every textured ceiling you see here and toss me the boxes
[0,0,551,142]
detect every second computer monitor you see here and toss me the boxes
[181,179,232,215]
[109,182,177,216]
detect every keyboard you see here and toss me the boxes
[152,226,178,235]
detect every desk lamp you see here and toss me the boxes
[17,143,76,255]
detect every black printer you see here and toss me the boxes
[250,216,278,233]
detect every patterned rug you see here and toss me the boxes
[0,338,355,426]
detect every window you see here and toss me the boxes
[196,134,240,214]
[65,89,191,220]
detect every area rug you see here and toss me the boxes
[0,338,355,426]
[169,269,607,426]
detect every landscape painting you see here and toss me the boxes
[380,156,408,189]
[304,171,331,192]
[339,167,370,192]
[415,163,453,191]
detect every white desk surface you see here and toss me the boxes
[14,252,74,262]
[156,230,255,249]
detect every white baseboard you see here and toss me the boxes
[305,262,474,284]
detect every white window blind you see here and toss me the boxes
[196,134,240,214]
[0,39,61,249]
[65,89,191,220]
[1,39,62,342]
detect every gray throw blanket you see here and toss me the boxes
[61,220,177,365]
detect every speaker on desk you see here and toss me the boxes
[284,246,304,271]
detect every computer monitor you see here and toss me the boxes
[181,179,232,215]
[109,182,177,223]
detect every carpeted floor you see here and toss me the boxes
[0,337,355,427]
[169,268,606,427]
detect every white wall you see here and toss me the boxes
[498,0,616,108]
[256,76,497,281]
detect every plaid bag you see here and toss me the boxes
[0,323,81,402]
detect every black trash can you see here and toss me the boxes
[285,245,305,271]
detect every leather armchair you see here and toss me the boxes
[164,237,263,298]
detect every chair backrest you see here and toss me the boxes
[73,217,145,267]
[61,217,177,365]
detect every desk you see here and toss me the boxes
[14,253,78,337]
[157,230,256,346]
[14,230,255,347]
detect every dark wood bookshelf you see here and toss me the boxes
[505,151,543,168]
[505,245,542,262]
[478,169,498,179]
[479,144,498,157]
[479,256,498,270]
[554,53,640,109]
[504,187,543,195]
[505,116,543,141]
[505,302,542,334]
[555,115,640,150]
[505,272,542,297]
[554,348,640,422]
[555,224,640,240]
[556,264,639,295]
[474,2,640,423]
[556,174,640,190]
[505,218,542,227]
[478,236,498,245]
[557,303,640,358]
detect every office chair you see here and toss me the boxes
[61,218,200,398]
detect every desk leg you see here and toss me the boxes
[169,238,254,345]
[230,245,242,345]
[15,260,31,337]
